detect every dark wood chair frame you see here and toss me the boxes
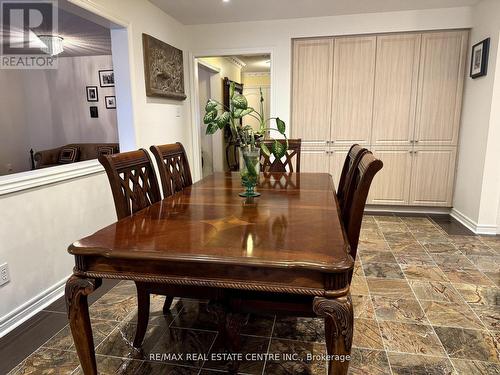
[150,142,193,197]
[341,152,383,264]
[336,144,368,211]
[259,139,302,173]
[98,149,175,346]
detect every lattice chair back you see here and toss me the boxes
[150,143,193,197]
[260,139,302,173]
[99,149,161,220]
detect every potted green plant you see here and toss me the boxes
[204,82,287,197]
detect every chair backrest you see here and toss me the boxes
[99,149,161,220]
[150,143,192,197]
[341,152,383,261]
[337,144,368,210]
[260,139,302,173]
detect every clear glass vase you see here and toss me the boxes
[239,147,261,197]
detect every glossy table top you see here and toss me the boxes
[69,173,352,272]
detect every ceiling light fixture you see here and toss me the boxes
[222,0,230,3]
[38,35,64,56]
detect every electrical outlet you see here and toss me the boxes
[0,263,10,286]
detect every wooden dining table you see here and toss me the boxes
[66,172,354,375]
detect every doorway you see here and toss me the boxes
[195,54,271,177]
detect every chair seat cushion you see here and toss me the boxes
[58,146,79,164]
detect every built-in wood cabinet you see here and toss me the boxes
[414,31,468,146]
[331,36,376,145]
[409,147,457,206]
[369,147,413,205]
[301,149,330,173]
[291,38,333,142]
[372,34,420,146]
[293,30,468,207]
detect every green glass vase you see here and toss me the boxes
[239,147,261,197]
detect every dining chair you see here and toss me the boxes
[98,149,173,347]
[340,152,383,268]
[260,139,302,173]
[337,144,368,211]
[150,142,192,197]
[98,149,161,219]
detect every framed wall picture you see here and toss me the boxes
[105,96,116,109]
[470,38,490,79]
[86,86,98,102]
[142,33,186,100]
[99,70,115,87]
[90,106,98,118]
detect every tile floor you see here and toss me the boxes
[6,215,500,374]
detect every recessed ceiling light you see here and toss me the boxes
[223,0,230,3]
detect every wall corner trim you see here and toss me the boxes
[0,275,69,338]
[450,208,498,235]
[0,160,105,196]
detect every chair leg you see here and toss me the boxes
[133,282,150,348]
[163,296,174,314]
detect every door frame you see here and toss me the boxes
[197,61,221,177]
[188,47,276,181]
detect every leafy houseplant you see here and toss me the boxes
[204,82,287,197]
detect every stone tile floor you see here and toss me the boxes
[7,215,500,374]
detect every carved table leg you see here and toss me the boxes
[313,293,353,375]
[133,282,150,348]
[66,275,102,375]
[207,302,248,374]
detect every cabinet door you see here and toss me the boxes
[331,36,376,145]
[328,148,348,189]
[291,38,334,141]
[409,147,456,207]
[372,34,421,145]
[414,31,468,145]
[368,147,413,205]
[301,149,330,173]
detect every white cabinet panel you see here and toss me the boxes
[291,38,334,141]
[369,147,413,205]
[409,147,457,207]
[415,31,468,145]
[301,149,330,174]
[372,34,420,145]
[331,36,376,145]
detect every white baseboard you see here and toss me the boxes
[0,275,70,338]
[450,208,498,235]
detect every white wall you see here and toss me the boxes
[454,0,500,233]
[90,0,193,156]
[0,55,118,175]
[0,167,116,334]
[0,0,193,336]
[188,7,472,130]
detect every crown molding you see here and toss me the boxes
[242,71,271,77]
[225,56,246,69]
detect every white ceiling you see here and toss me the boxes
[151,0,479,25]
[0,2,112,57]
[57,8,111,57]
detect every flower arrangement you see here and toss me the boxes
[203,82,287,196]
